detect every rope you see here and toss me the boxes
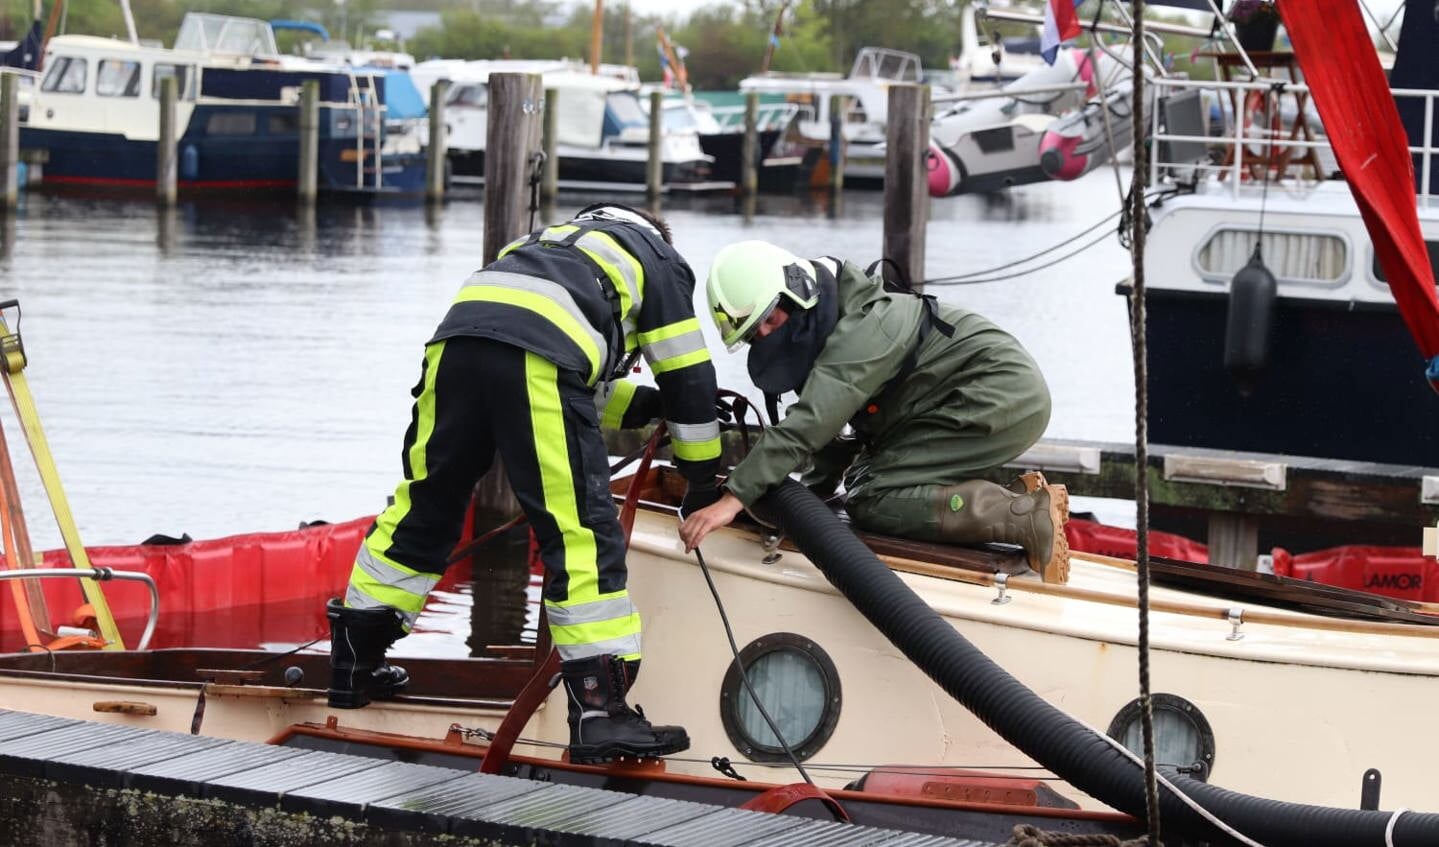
[1128,0,1163,841]
[1007,824,1150,847]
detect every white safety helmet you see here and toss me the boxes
[706,241,819,351]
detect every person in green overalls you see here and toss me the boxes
[679,240,1069,581]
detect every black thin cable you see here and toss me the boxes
[923,229,1117,286]
[693,545,814,786]
[238,636,324,670]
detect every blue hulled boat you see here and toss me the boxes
[19,14,427,197]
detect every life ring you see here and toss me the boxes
[1239,89,1291,172]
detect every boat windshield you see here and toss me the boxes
[606,92,648,128]
[174,13,279,57]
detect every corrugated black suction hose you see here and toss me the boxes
[759,479,1439,847]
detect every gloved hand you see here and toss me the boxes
[679,483,724,519]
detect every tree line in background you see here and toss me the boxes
[2,0,1217,89]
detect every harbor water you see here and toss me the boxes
[0,177,1137,653]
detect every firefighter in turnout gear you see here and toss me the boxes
[328,205,722,764]
[680,241,1069,581]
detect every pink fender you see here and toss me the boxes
[1038,130,1088,181]
[926,142,962,197]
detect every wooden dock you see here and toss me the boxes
[0,709,989,846]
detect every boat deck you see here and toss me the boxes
[0,708,991,846]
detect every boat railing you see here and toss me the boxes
[706,101,800,134]
[0,568,159,651]
[343,69,387,189]
[1145,74,1439,206]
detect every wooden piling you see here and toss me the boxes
[297,79,319,205]
[478,73,544,517]
[540,87,559,204]
[882,83,930,289]
[1,74,17,212]
[740,91,759,196]
[156,76,178,206]
[482,73,543,264]
[827,93,846,193]
[646,89,663,201]
[426,80,448,204]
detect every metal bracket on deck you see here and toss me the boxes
[1226,607,1245,641]
[760,534,783,565]
[992,572,1013,605]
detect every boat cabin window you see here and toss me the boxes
[1370,240,1439,287]
[267,112,299,134]
[447,84,486,108]
[719,632,841,763]
[97,59,141,98]
[40,56,87,94]
[1196,228,1348,287]
[152,64,195,101]
[205,112,257,136]
[605,92,648,129]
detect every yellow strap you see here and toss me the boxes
[0,316,124,650]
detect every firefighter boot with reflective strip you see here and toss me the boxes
[563,654,690,764]
[936,479,1071,583]
[619,658,689,746]
[326,598,411,709]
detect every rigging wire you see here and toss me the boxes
[693,545,815,786]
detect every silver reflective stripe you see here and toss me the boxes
[353,545,442,599]
[641,327,706,365]
[576,232,642,317]
[544,595,637,627]
[460,270,610,371]
[344,586,422,630]
[667,419,720,443]
[554,633,643,662]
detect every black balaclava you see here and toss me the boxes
[746,262,840,396]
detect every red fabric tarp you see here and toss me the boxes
[1280,0,1439,387]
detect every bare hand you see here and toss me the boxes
[679,492,746,552]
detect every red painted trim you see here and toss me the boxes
[740,782,851,821]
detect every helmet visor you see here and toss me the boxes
[714,294,781,352]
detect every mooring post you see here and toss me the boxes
[478,72,544,516]
[541,87,559,203]
[740,91,759,196]
[883,83,930,290]
[647,90,664,201]
[828,93,846,193]
[156,75,178,206]
[426,80,448,204]
[298,79,319,205]
[1,74,18,212]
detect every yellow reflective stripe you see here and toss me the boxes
[576,231,644,324]
[548,613,642,646]
[371,342,443,549]
[598,380,637,429]
[347,565,429,614]
[527,352,600,602]
[637,317,701,346]
[457,286,602,384]
[541,224,580,242]
[497,235,529,259]
[650,347,711,375]
[672,435,722,462]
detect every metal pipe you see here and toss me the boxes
[0,568,159,651]
[934,82,1089,104]
[982,8,1212,38]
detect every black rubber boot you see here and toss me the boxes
[563,654,689,764]
[326,598,410,709]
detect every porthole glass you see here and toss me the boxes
[719,633,841,763]
[1106,693,1216,781]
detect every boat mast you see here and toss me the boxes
[759,0,790,75]
[589,0,603,74]
[117,0,138,45]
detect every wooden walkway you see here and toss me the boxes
[0,708,992,846]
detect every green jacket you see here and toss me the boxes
[724,259,1050,506]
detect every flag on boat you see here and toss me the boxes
[657,43,674,88]
[1041,0,1083,64]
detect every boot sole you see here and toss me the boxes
[327,683,407,710]
[1032,483,1070,583]
[569,738,691,765]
